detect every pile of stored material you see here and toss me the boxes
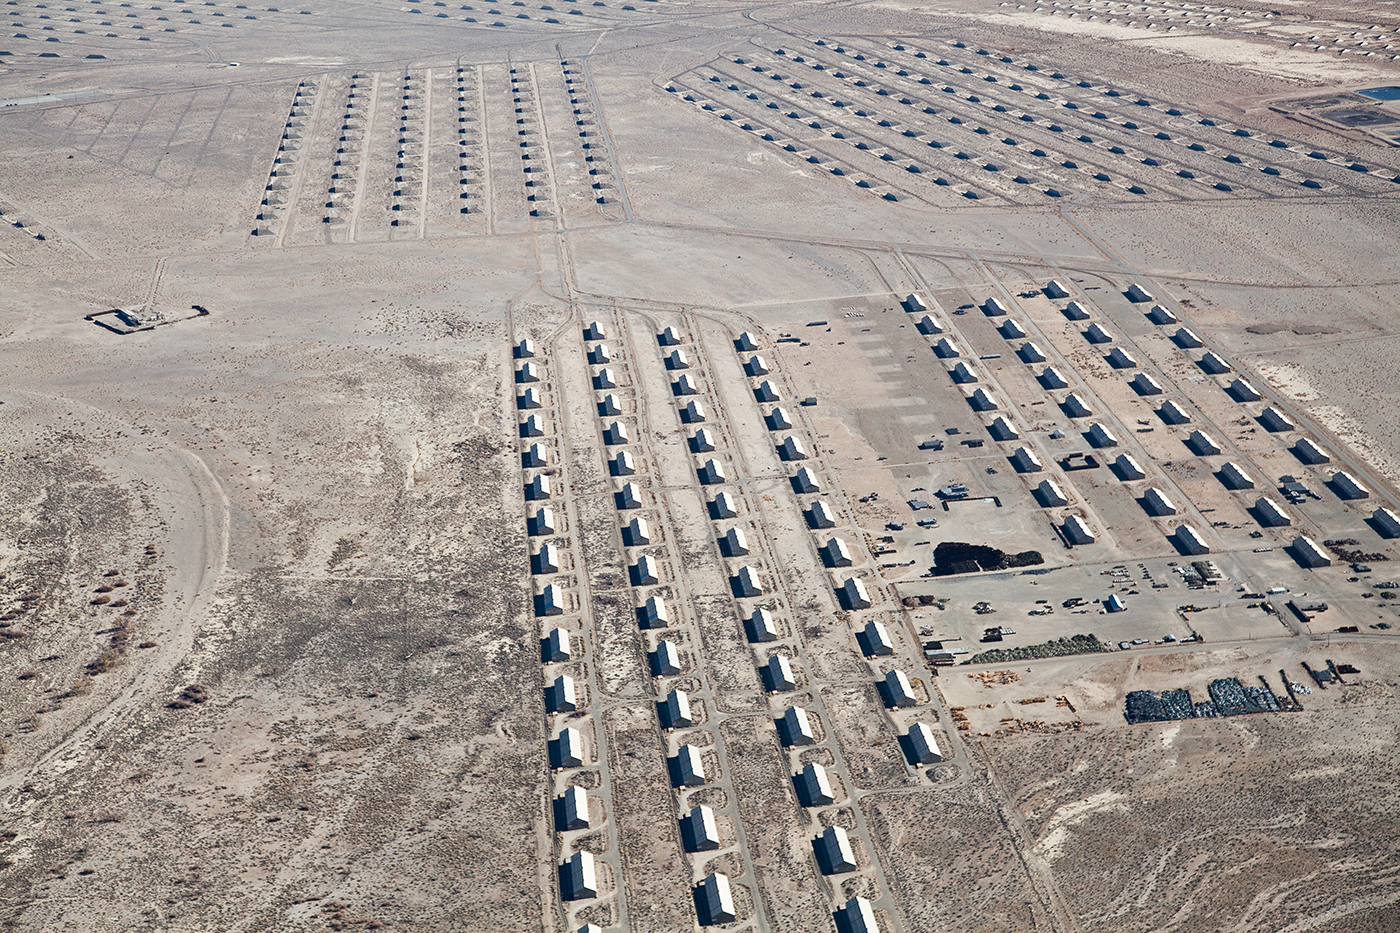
[1125,676,1291,724]
[969,633,1107,664]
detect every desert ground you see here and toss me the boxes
[1,0,1398,930]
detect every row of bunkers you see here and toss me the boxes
[901,280,1397,567]
[517,316,942,931]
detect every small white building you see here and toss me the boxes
[1173,327,1203,349]
[711,491,738,519]
[883,669,917,707]
[860,620,895,656]
[1199,352,1231,376]
[792,466,821,494]
[754,379,781,401]
[625,516,651,546]
[1171,524,1210,555]
[951,361,979,383]
[1229,377,1262,402]
[545,626,571,663]
[934,337,961,358]
[684,805,720,852]
[699,459,727,485]
[554,727,585,769]
[779,435,809,460]
[527,474,552,501]
[550,674,578,713]
[517,386,543,410]
[907,723,944,764]
[1063,300,1091,320]
[816,825,858,874]
[1219,461,1256,489]
[735,331,758,351]
[588,343,611,365]
[658,325,682,346]
[839,896,881,933]
[674,744,706,785]
[1011,446,1044,472]
[1255,496,1293,527]
[1132,373,1165,396]
[746,353,770,376]
[1188,429,1222,456]
[633,554,660,586]
[823,536,854,567]
[517,361,541,382]
[532,577,560,613]
[748,607,780,642]
[1157,399,1190,423]
[780,706,816,746]
[1088,422,1120,448]
[1143,487,1178,516]
[1040,366,1069,389]
[583,320,607,340]
[1084,322,1112,344]
[530,506,556,536]
[1291,535,1331,568]
[734,565,763,597]
[666,349,690,370]
[1062,393,1093,418]
[561,850,597,900]
[1106,347,1138,369]
[969,387,998,411]
[722,526,750,556]
[521,413,546,437]
[697,872,735,924]
[990,416,1020,441]
[1294,438,1330,464]
[1019,341,1047,364]
[1332,470,1371,500]
[522,443,548,468]
[796,762,836,805]
[663,689,693,728]
[767,406,794,430]
[999,318,1027,339]
[1146,304,1177,324]
[905,292,929,314]
[807,500,836,528]
[612,449,636,476]
[682,400,707,423]
[1113,453,1147,480]
[916,314,944,335]
[617,482,643,510]
[1371,507,1400,538]
[1045,279,1070,299]
[766,654,798,692]
[1126,283,1155,303]
[559,785,589,830]
[593,367,617,390]
[1035,478,1068,507]
[534,542,560,574]
[1259,407,1294,433]
[983,296,1008,316]
[1063,514,1096,545]
[690,428,716,453]
[672,373,699,396]
[516,337,536,358]
[642,594,670,628]
[840,576,872,609]
[598,393,622,416]
[654,640,682,676]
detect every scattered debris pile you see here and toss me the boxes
[969,633,1108,665]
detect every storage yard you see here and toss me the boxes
[1,0,1400,931]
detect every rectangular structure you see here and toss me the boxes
[748,607,780,643]
[1172,524,1210,555]
[1292,535,1332,568]
[907,723,944,764]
